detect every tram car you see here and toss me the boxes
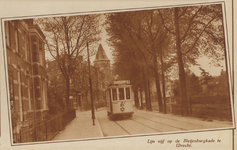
[106,80,134,120]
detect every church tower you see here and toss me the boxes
[94,44,111,82]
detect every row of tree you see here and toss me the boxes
[105,4,225,115]
[173,68,229,103]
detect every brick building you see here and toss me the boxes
[4,19,48,141]
[46,55,84,110]
[93,44,111,107]
[46,44,111,111]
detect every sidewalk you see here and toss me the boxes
[51,108,104,141]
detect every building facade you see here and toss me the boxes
[46,55,84,110]
[4,19,48,141]
[46,44,111,111]
[93,44,111,107]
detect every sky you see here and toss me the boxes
[190,56,226,77]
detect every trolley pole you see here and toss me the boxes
[87,42,95,125]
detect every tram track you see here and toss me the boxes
[135,112,203,126]
[97,108,231,137]
[128,118,163,132]
[113,120,131,135]
[97,115,132,136]
[133,112,226,129]
[98,115,161,136]
[132,115,186,130]
[111,118,162,135]
[98,112,184,136]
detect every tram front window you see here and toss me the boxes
[119,88,124,100]
[112,89,117,101]
[126,87,130,99]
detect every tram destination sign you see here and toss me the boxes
[114,80,130,85]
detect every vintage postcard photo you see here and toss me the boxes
[1,1,234,146]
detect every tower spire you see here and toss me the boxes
[95,44,109,61]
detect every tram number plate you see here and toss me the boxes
[120,102,125,107]
[120,102,125,111]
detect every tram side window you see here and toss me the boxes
[112,89,117,101]
[126,87,130,99]
[119,88,124,100]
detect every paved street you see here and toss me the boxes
[51,107,233,141]
[97,107,232,137]
[51,109,103,141]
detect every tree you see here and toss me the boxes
[47,74,65,113]
[216,70,229,95]
[105,12,153,110]
[36,15,101,110]
[159,4,224,115]
[199,67,215,95]
[187,73,202,96]
[105,10,174,112]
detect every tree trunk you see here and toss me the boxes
[65,78,70,110]
[147,75,152,111]
[174,7,189,116]
[142,66,151,111]
[160,48,167,114]
[133,87,139,108]
[139,86,144,109]
[153,55,163,113]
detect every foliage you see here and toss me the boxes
[216,70,230,95]
[105,10,177,112]
[173,70,202,102]
[186,71,203,96]
[158,4,224,115]
[199,67,215,94]
[35,15,101,110]
[105,4,225,114]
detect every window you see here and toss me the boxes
[119,88,124,100]
[42,80,47,110]
[4,21,10,46]
[40,79,44,109]
[15,27,19,53]
[126,87,131,99]
[39,40,43,65]
[112,89,117,101]
[9,21,15,49]
[17,70,23,121]
[23,31,28,61]
[8,73,14,110]
[27,76,31,110]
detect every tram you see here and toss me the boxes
[106,80,134,120]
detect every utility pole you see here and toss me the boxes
[87,43,95,125]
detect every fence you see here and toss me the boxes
[14,109,76,143]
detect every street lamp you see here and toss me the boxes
[87,42,95,125]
